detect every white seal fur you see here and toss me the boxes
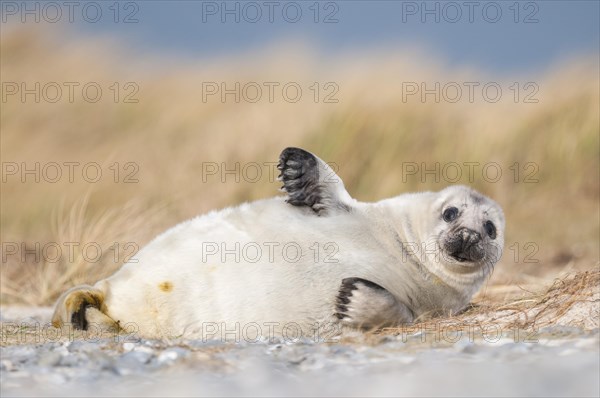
[52,147,505,340]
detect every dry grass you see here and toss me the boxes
[1,25,599,307]
[441,269,598,330]
[1,194,165,305]
[363,269,600,345]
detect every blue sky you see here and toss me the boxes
[5,1,600,73]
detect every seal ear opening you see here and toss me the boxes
[278,147,354,215]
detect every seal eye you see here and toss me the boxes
[484,221,496,239]
[442,207,459,222]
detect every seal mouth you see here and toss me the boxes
[448,246,485,264]
[451,253,474,263]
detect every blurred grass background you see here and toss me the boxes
[1,26,598,305]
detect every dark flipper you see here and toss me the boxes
[335,277,414,330]
[278,147,354,216]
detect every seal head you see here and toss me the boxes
[427,185,505,279]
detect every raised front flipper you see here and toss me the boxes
[335,277,414,330]
[277,147,354,216]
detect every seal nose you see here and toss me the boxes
[446,228,485,262]
[460,228,481,248]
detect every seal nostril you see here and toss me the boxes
[459,229,481,248]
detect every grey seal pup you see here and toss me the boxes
[52,147,505,340]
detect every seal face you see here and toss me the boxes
[52,147,506,338]
[441,203,499,263]
[423,185,505,284]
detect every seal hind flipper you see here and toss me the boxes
[52,285,120,333]
[334,277,414,330]
[278,147,354,215]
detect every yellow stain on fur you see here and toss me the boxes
[158,281,173,292]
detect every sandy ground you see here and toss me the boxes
[1,304,599,397]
